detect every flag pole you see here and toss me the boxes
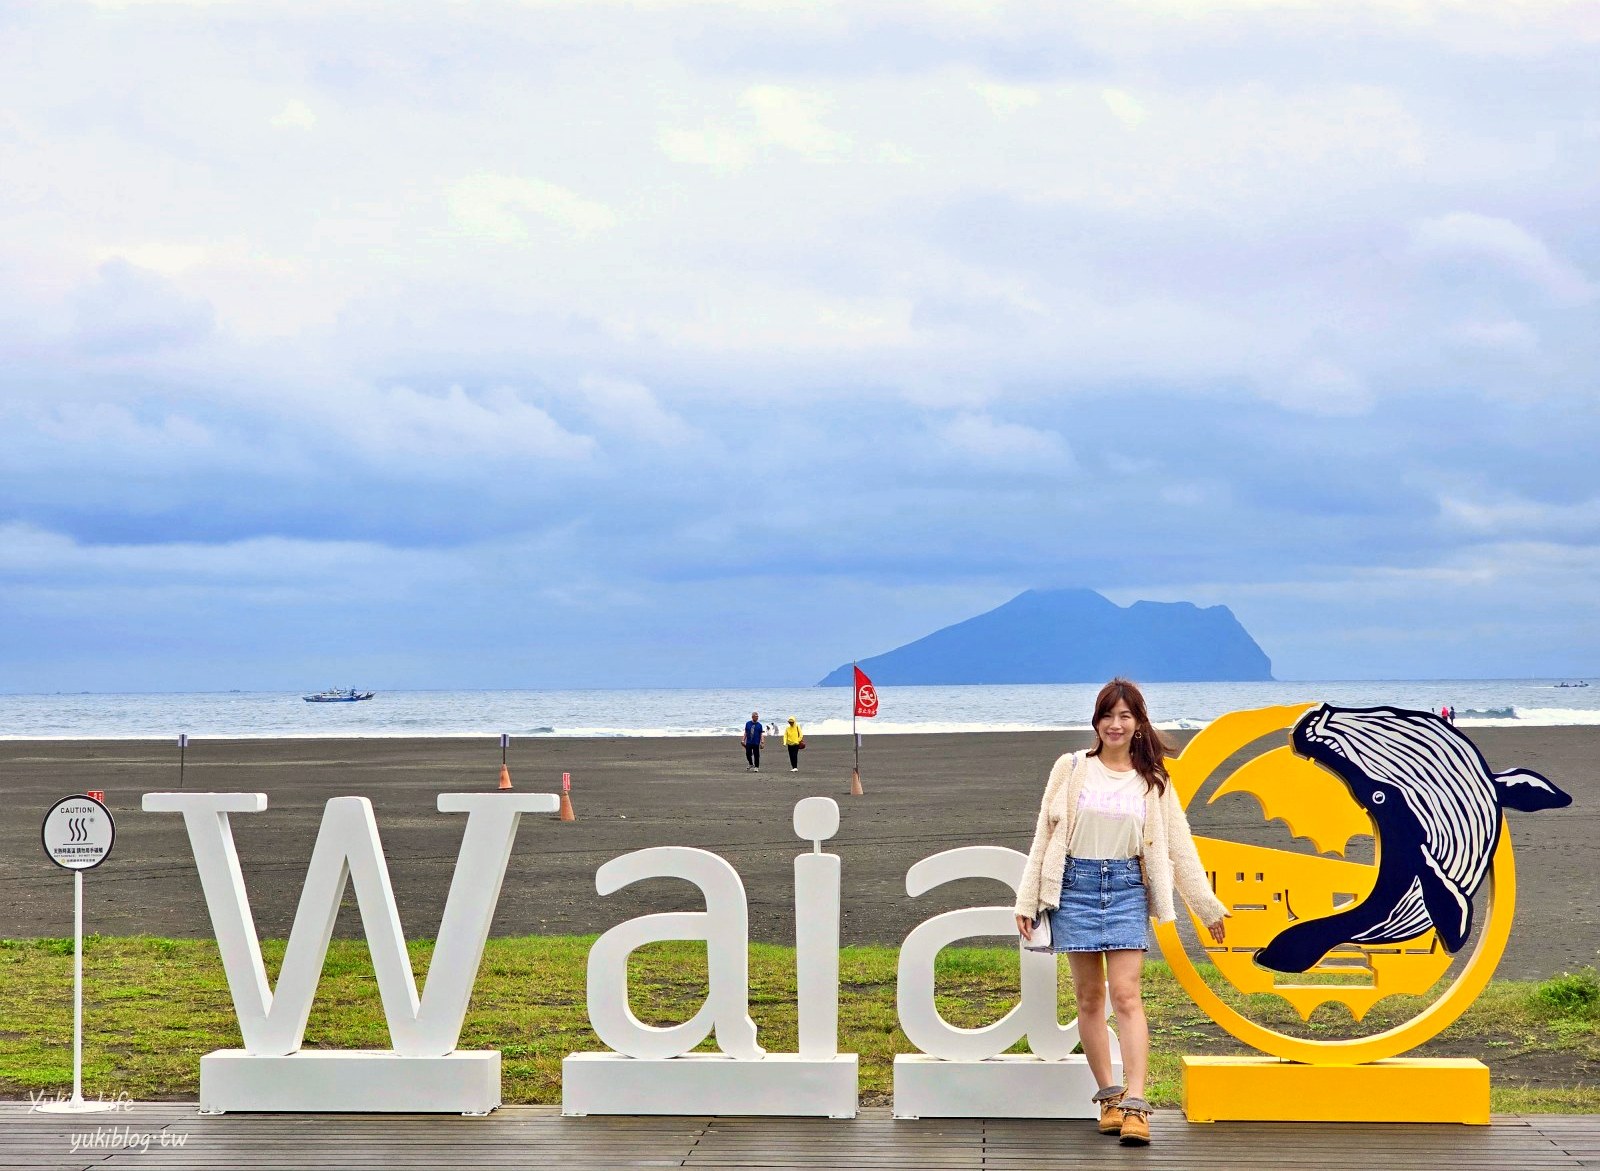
[850,660,863,796]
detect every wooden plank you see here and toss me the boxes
[1,1103,1592,1171]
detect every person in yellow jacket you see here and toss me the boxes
[783,717,804,772]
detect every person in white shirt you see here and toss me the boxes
[1013,678,1227,1146]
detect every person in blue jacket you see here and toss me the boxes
[742,711,764,772]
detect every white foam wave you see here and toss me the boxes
[3,683,1598,739]
[16,709,1600,740]
[1457,707,1600,727]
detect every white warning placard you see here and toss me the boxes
[41,795,115,871]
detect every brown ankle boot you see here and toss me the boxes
[1091,1085,1125,1135]
[1118,1096,1151,1145]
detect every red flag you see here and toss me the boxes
[853,666,879,719]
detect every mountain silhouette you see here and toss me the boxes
[818,588,1273,685]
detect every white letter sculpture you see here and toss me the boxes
[142,791,557,1114]
[562,797,858,1117]
[586,846,764,1061]
[892,846,1120,1119]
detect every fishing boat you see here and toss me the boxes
[302,688,376,703]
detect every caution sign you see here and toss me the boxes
[41,795,115,871]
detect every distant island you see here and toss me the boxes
[817,588,1273,686]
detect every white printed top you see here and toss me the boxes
[1066,756,1147,860]
[1014,752,1227,925]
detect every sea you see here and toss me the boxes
[1,679,1596,740]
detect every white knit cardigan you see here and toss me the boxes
[1012,750,1228,926]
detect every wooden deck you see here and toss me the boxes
[4,1103,1598,1170]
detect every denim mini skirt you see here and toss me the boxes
[1048,856,1150,953]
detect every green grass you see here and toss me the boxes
[1528,968,1600,1022]
[0,936,1594,1112]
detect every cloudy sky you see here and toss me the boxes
[2,0,1597,691]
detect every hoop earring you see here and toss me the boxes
[1134,731,1142,738]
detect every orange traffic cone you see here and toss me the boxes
[850,768,864,796]
[559,771,576,821]
[498,764,513,790]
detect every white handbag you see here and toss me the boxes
[1021,911,1052,952]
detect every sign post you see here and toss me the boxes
[178,733,188,789]
[850,665,877,796]
[497,734,513,790]
[37,794,117,1114]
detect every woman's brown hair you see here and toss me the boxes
[1086,677,1171,795]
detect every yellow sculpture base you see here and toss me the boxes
[1182,1056,1489,1124]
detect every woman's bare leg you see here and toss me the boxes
[1066,951,1117,1088]
[1105,949,1148,1098]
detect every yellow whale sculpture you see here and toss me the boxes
[1169,711,1453,1022]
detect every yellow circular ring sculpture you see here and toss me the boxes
[1152,703,1517,1066]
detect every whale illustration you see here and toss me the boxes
[1254,704,1571,974]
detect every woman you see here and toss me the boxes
[783,716,803,771]
[1013,678,1227,1146]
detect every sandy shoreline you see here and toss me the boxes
[1,726,1593,980]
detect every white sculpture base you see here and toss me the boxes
[198,1050,501,1114]
[562,1052,859,1118]
[892,1053,1119,1119]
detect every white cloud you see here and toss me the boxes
[935,412,1069,465]
[1411,212,1594,303]
[572,376,699,446]
[658,84,851,174]
[1445,317,1539,355]
[1100,87,1145,127]
[658,124,749,173]
[30,402,212,450]
[0,399,295,483]
[640,288,915,352]
[92,239,300,279]
[740,85,851,158]
[270,99,317,129]
[1439,494,1600,540]
[68,258,214,353]
[1263,360,1375,417]
[342,385,597,464]
[0,522,459,587]
[874,141,921,164]
[447,173,618,240]
[971,81,1040,118]
[85,0,234,7]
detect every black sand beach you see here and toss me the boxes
[1,728,1593,979]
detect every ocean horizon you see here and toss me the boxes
[1,679,1596,740]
